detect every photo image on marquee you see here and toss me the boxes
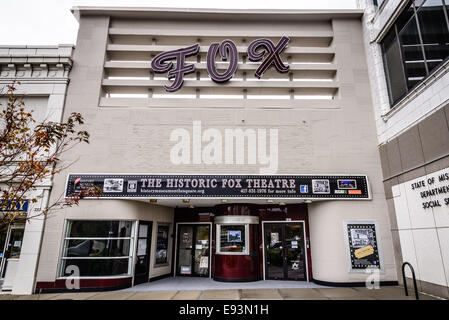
[103,179,124,192]
[337,179,357,190]
[312,179,330,194]
[127,180,138,193]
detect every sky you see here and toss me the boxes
[1,0,357,46]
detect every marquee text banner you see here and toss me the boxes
[65,174,370,200]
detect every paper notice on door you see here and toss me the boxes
[181,266,191,274]
[292,260,300,270]
[183,233,192,244]
[196,244,203,250]
[139,224,148,237]
[291,240,298,249]
[200,257,208,268]
[137,239,147,255]
[270,232,279,245]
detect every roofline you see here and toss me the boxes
[0,44,74,49]
[71,6,364,22]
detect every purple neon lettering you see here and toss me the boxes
[206,40,238,83]
[247,36,290,79]
[151,44,200,92]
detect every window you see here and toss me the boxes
[5,225,24,259]
[381,0,449,106]
[216,224,248,254]
[417,0,449,70]
[373,0,386,8]
[60,220,134,277]
[155,224,170,265]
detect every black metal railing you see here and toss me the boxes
[402,262,419,300]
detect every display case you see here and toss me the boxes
[213,206,260,282]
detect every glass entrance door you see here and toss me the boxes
[134,221,152,285]
[176,224,210,277]
[285,223,306,280]
[0,224,25,280]
[264,222,306,281]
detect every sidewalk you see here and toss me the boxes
[0,286,444,300]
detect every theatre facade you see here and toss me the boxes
[33,7,398,292]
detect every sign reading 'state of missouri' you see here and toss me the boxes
[408,168,449,209]
[66,174,370,200]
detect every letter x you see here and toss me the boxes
[151,44,200,92]
[247,36,290,79]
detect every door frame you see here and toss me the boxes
[174,222,212,278]
[0,224,25,280]
[133,220,153,285]
[262,220,309,282]
[0,224,12,280]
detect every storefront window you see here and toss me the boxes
[155,224,170,265]
[60,220,134,277]
[381,0,449,106]
[67,220,133,238]
[216,224,248,254]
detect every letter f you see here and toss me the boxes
[151,44,200,92]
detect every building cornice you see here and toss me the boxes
[71,6,364,22]
[0,45,73,81]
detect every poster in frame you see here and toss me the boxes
[343,220,383,273]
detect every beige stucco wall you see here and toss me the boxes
[36,8,397,285]
[309,201,396,283]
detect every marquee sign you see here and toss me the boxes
[151,37,290,92]
[65,174,371,200]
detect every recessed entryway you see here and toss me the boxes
[175,223,211,277]
[263,222,308,281]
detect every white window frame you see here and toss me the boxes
[58,220,136,279]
